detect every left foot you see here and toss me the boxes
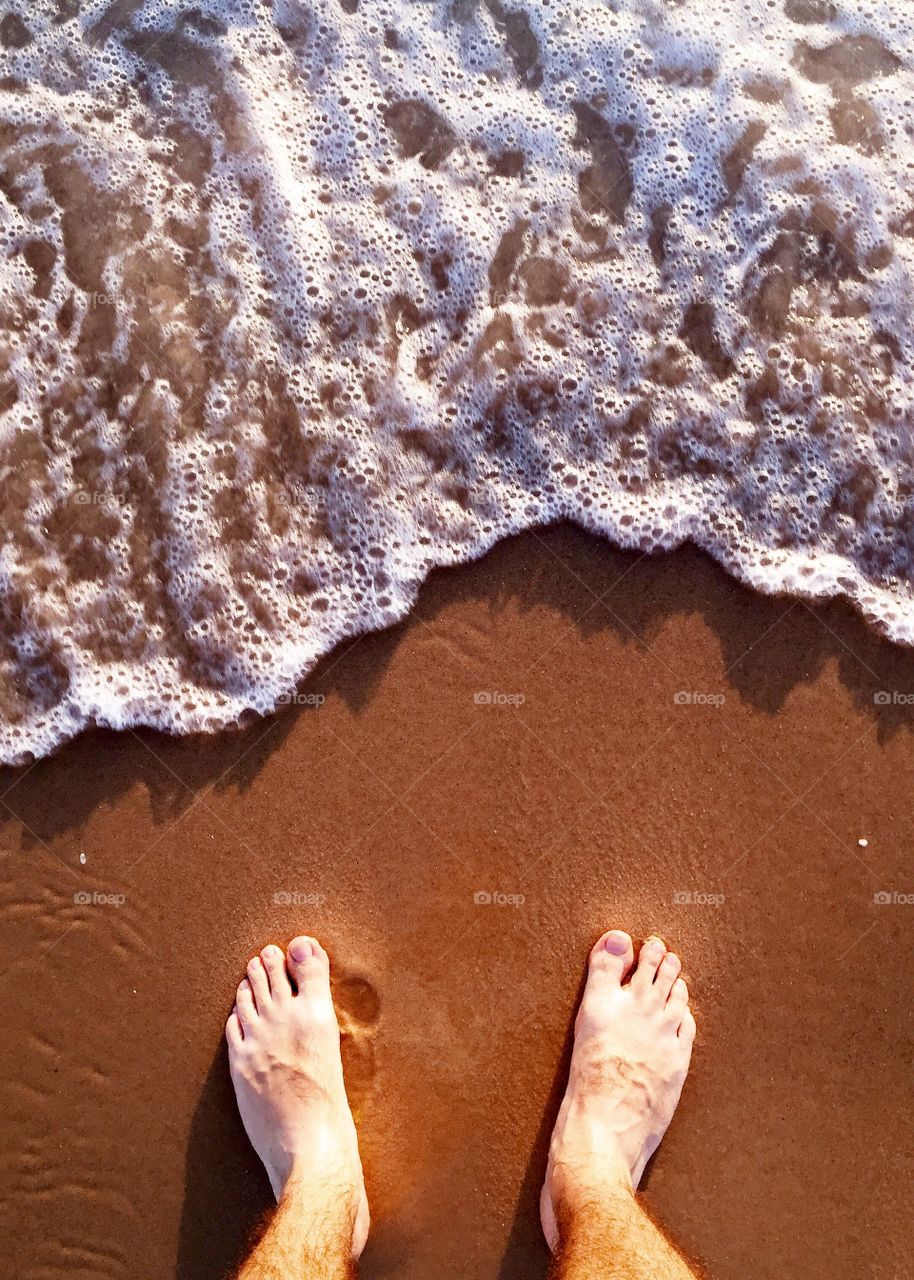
[226,936,370,1257]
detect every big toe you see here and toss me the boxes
[287,935,331,996]
[588,929,635,984]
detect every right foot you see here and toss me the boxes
[541,930,696,1251]
[226,936,370,1257]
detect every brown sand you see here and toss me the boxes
[1,524,913,1280]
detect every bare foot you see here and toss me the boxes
[226,936,370,1257]
[541,930,695,1250]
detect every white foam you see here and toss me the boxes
[0,0,913,763]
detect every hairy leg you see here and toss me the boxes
[235,1181,356,1280]
[227,936,369,1280]
[543,930,701,1280]
[548,1184,700,1280]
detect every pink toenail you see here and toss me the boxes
[604,933,629,955]
[288,938,311,962]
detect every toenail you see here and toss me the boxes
[645,938,664,955]
[604,932,630,955]
[288,938,311,962]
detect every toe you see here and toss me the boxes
[654,951,681,1000]
[668,976,689,1008]
[236,978,257,1032]
[665,976,689,1026]
[631,935,667,992]
[246,955,271,1012]
[287,935,331,995]
[261,944,292,999]
[678,1007,697,1044]
[226,1009,244,1050]
[588,929,635,984]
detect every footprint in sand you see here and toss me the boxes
[332,971,381,1105]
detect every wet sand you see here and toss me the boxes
[1,524,912,1280]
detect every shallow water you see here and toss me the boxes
[1,0,914,763]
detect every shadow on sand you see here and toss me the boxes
[4,524,913,852]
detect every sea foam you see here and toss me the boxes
[0,0,913,763]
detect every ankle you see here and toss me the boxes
[553,1185,636,1256]
[283,1165,362,1236]
[550,1159,635,1244]
[281,1158,352,1201]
